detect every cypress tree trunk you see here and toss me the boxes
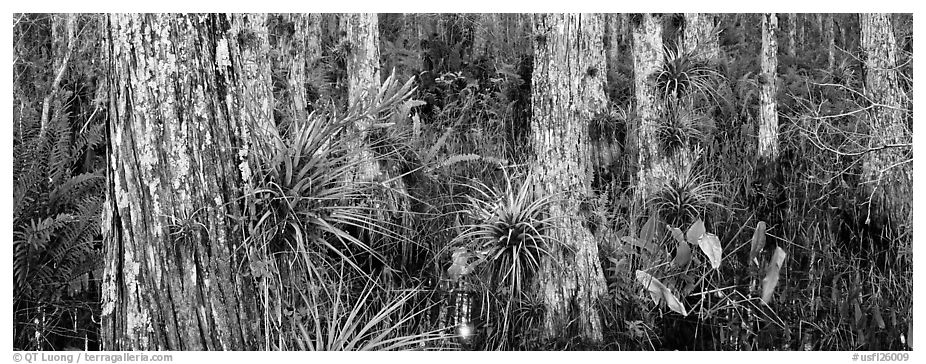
[101,13,271,350]
[683,13,719,59]
[343,13,383,182]
[631,13,665,205]
[531,13,608,342]
[280,13,322,121]
[344,13,382,109]
[472,13,491,60]
[605,13,621,74]
[823,13,836,72]
[859,13,912,227]
[756,13,780,218]
[787,13,797,58]
[39,14,75,138]
[797,13,805,52]
[343,12,410,248]
[758,14,779,163]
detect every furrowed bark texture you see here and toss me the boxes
[631,14,665,205]
[859,13,912,227]
[531,13,609,342]
[101,13,271,350]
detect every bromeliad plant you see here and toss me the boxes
[454,171,555,296]
[243,72,434,349]
[648,149,725,227]
[654,46,725,109]
[448,170,556,349]
[247,71,419,272]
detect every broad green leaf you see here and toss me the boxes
[853,300,864,326]
[761,247,787,304]
[635,270,688,316]
[686,218,706,244]
[748,221,767,265]
[872,303,885,330]
[640,214,657,244]
[670,226,685,244]
[698,233,723,270]
[620,236,657,254]
[673,239,691,267]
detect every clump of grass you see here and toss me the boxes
[293,268,449,351]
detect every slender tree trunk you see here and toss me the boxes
[39,14,75,138]
[758,14,780,163]
[797,13,805,53]
[343,13,411,245]
[531,13,608,342]
[683,13,719,60]
[343,13,383,182]
[787,13,797,58]
[282,13,322,121]
[859,13,912,226]
[472,13,492,60]
[604,14,622,105]
[815,13,824,42]
[344,13,382,108]
[631,13,665,205]
[756,13,781,218]
[823,13,836,72]
[102,13,269,350]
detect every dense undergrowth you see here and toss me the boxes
[12,13,912,351]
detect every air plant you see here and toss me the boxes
[449,171,557,349]
[454,171,555,296]
[649,150,724,226]
[654,47,724,109]
[248,72,419,273]
[655,108,710,155]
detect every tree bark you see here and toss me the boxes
[631,13,666,205]
[683,13,719,60]
[343,13,383,182]
[344,13,382,109]
[797,13,805,53]
[859,13,912,227]
[101,14,271,350]
[279,13,322,122]
[603,14,624,104]
[758,13,779,162]
[756,13,781,218]
[531,13,608,342]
